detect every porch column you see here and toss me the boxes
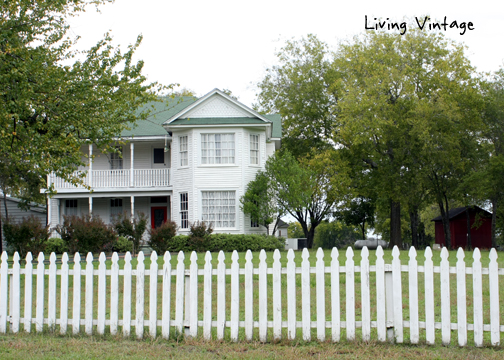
[89,144,93,187]
[47,198,51,228]
[130,142,134,187]
[89,196,93,218]
[130,196,135,222]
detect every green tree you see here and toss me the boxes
[0,0,169,203]
[240,171,283,235]
[287,221,305,238]
[333,28,483,249]
[335,196,375,240]
[313,220,360,249]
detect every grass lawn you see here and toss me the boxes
[0,332,503,360]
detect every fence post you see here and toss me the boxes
[184,272,190,337]
[385,268,394,342]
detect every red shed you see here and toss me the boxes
[432,206,492,249]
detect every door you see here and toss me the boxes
[151,206,167,229]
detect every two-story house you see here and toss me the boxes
[46,89,281,236]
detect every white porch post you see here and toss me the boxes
[89,144,93,187]
[130,196,135,222]
[47,198,51,229]
[130,142,134,187]
[89,197,93,218]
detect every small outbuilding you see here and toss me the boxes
[432,206,492,249]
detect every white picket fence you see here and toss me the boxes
[0,246,502,346]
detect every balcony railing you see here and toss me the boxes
[49,169,170,190]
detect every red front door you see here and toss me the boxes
[151,206,167,229]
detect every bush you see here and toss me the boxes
[148,220,178,254]
[112,212,147,254]
[56,214,117,254]
[45,237,68,254]
[114,236,133,253]
[188,221,213,252]
[2,215,49,258]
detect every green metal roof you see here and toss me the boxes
[120,96,197,137]
[120,96,282,139]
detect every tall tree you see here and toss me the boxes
[0,0,169,203]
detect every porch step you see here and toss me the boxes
[139,244,154,256]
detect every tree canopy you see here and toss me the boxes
[0,0,168,203]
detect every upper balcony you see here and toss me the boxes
[48,168,170,193]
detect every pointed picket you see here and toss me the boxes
[85,253,94,335]
[110,252,119,336]
[72,253,82,335]
[286,249,296,340]
[489,249,500,346]
[440,247,450,345]
[259,249,268,342]
[175,251,185,336]
[149,251,159,338]
[244,250,254,341]
[301,248,311,341]
[162,252,172,339]
[203,251,213,340]
[60,253,69,335]
[408,247,419,344]
[345,247,355,341]
[424,247,435,345]
[272,249,282,341]
[456,248,467,347]
[24,253,33,333]
[316,248,326,341]
[216,251,226,340]
[359,247,370,342]
[123,252,132,337]
[331,247,340,342]
[190,251,199,338]
[36,252,45,332]
[375,246,386,342]
[97,252,107,335]
[11,253,21,333]
[48,253,57,330]
[136,252,145,339]
[472,248,483,347]
[230,251,240,341]
[391,246,403,343]
[0,252,8,333]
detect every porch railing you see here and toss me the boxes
[48,169,170,189]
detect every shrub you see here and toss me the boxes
[56,214,117,254]
[148,220,178,254]
[188,221,213,252]
[114,236,133,253]
[2,215,49,258]
[45,237,68,254]
[112,212,147,254]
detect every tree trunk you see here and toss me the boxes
[465,206,472,250]
[491,197,497,248]
[438,198,451,249]
[409,206,419,249]
[389,199,402,248]
[360,222,366,240]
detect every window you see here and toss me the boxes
[180,193,189,229]
[65,199,78,216]
[151,196,168,203]
[110,198,123,218]
[250,134,259,165]
[179,136,188,166]
[153,148,165,164]
[201,134,235,164]
[251,218,259,228]
[110,146,123,170]
[201,191,235,228]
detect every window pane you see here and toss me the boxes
[153,148,165,164]
[201,191,236,228]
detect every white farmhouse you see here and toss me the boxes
[46,89,281,235]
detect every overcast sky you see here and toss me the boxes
[67,0,504,107]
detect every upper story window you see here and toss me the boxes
[110,146,123,170]
[153,148,165,164]
[201,133,235,165]
[250,134,259,165]
[179,136,188,167]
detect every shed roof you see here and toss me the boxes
[431,206,491,222]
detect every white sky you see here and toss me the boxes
[67,0,504,107]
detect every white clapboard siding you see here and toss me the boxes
[0,247,503,347]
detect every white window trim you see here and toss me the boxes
[199,189,238,230]
[179,135,189,168]
[180,192,189,229]
[249,133,260,166]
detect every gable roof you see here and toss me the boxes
[431,206,491,222]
